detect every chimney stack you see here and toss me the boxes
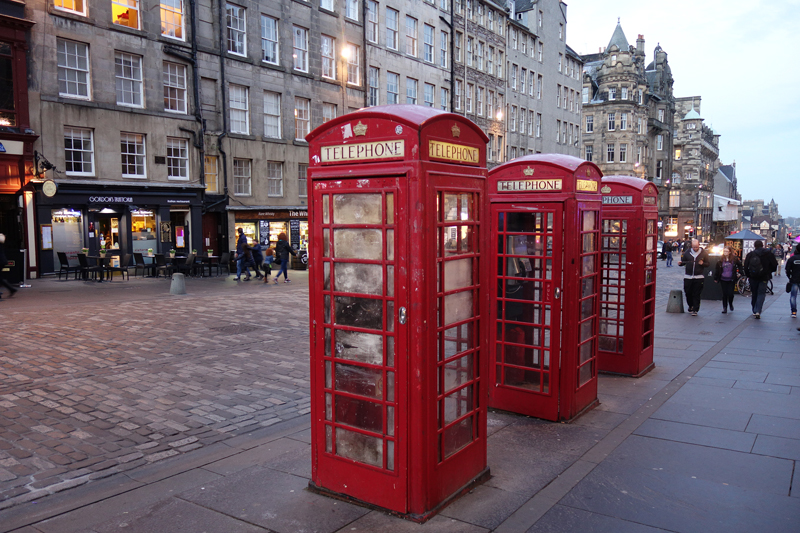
[636,34,645,54]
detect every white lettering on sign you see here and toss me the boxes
[89,196,133,203]
[428,140,480,164]
[320,140,405,162]
[602,195,633,205]
[497,179,563,192]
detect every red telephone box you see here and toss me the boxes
[305,105,489,520]
[598,176,658,377]
[486,155,602,422]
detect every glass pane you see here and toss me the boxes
[323,262,330,290]
[326,424,332,452]
[335,363,383,399]
[443,415,473,458]
[325,361,332,388]
[444,258,473,291]
[444,322,473,358]
[387,265,394,296]
[582,255,595,275]
[387,440,395,470]
[387,406,395,436]
[444,291,473,325]
[323,228,330,257]
[444,387,472,425]
[459,193,472,221]
[335,395,383,432]
[322,195,330,224]
[579,340,594,364]
[335,426,382,467]
[386,193,394,224]
[443,193,460,221]
[580,319,594,342]
[507,212,539,232]
[386,229,394,261]
[578,361,593,386]
[335,296,383,329]
[582,233,595,253]
[334,263,383,295]
[334,330,383,364]
[581,277,594,298]
[387,372,395,401]
[325,392,332,419]
[387,336,395,366]
[444,354,473,393]
[333,193,382,224]
[583,210,596,231]
[324,295,331,323]
[334,229,383,260]
[325,328,332,356]
[460,226,474,253]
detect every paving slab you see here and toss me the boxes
[527,504,671,533]
[650,402,752,431]
[202,435,308,476]
[751,434,800,461]
[633,419,756,453]
[667,382,800,420]
[340,510,489,532]
[732,380,793,394]
[439,484,531,530]
[181,466,369,533]
[746,414,800,440]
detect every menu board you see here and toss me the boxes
[290,219,301,250]
[259,220,270,245]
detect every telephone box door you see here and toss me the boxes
[310,177,409,512]
[490,202,563,421]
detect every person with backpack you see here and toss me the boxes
[678,238,710,316]
[785,244,800,318]
[273,232,296,284]
[743,240,778,319]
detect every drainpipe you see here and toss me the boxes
[217,0,230,206]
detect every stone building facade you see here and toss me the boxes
[22,0,585,275]
[666,97,720,242]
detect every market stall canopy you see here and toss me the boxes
[726,229,766,241]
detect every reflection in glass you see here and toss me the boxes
[334,229,382,260]
[334,263,383,295]
[335,363,383,399]
[333,193,382,224]
[335,427,382,467]
[336,395,383,432]
[443,416,473,458]
[335,296,383,329]
[444,258,473,291]
[444,354,473,393]
[334,330,383,364]
[444,291,473,325]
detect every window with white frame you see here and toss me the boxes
[267,161,283,196]
[511,28,518,49]
[261,15,279,64]
[488,133,494,161]
[440,87,448,111]
[487,90,494,118]
[466,83,473,112]
[204,155,218,193]
[669,190,680,207]
[440,31,448,67]
[619,143,627,163]
[496,134,502,161]
[263,91,281,138]
[528,110,534,136]
[166,137,189,180]
[64,127,94,176]
[160,0,184,40]
[476,86,483,115]
[511,64,517,90]
[163,62,187,113]
[556,85,561,107]
[322,103,336,123]
[320,0,333,10]
[568,123,573,145]
[608,87,615,100]
[636,146,642,164]
[555,120,560,142]
[488,8,494,31]
[562,89,567,109]
[558,53,562,72]
[368,66,379,106]
[57,39,91,99]
[233,158,251,196]
[607,112,615,131]
[405,16,418,56]
[229,84,249,134]
[477,41,484,70]
[345,0,358,20]
[454,79,462,110]
[637,117,642,134]
[537,41,542,61]
[487,45,494,74]
[367,1,378,42]
[497,51,503,77]
[536,113,541,137]
[606,143,615,163]
[346,43,360,84]
[386,8,399,50]
[520,69,525,92]
[321,35,336,79]
[529,70,534,96]
[656,160,664,179]
[226,4,246,55]
[466,37,473,66]
[424,83,434,107]
[586,115,593,133]
[510,146,517,160]
[298,163,308,197]
[406,78,418,104]
[620,112,627,130]
[455,32,462,62]
[387,72,399,104]
[537,74,542,98]
[621,87,628,100]
[559,23,563,40]
[115,52,143,107]
[423,24,434,63]
[293,26,309,72]
[295,97,310,139]
[519,107,525,133]
[55,0,86,16]
[582,87,589,103]
[657,134,663,150]
[585,145,593,162]
[637,89,643,104]
[120,133,146,178]
[510,106,517,132]
[112,0,140,29]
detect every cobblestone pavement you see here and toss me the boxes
[0,273,311,508]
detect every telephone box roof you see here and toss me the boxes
[491,153,598,174]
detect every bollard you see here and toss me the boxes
[666,289,684,313]
[170,273,187,295]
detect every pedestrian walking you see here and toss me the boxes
[250,241,264,280]
[0,233,18,300]
[234,227,250,281]
[743,240,778,319]
[773,243,785,276]
[273,233,296,284]
[786,244,800,318]
[713,246,742,314]
[678,238,709,316]
[663,240,674,267]
[262,247,275,284]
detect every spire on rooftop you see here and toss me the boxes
[607,20,630,52]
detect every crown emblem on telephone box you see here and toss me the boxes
[451,124,461,138]
[353,122,368,136]
[523,166,534,176]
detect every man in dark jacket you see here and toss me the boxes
[0,233,18,299]
[785,245,800,318]
[743,240,779,319]
[678,239,709,316]
[662,240,674,267]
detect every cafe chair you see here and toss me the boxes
[217,252,231,276]
[175,252,197,277]
[57,252,80,280]
[107,253,131,281]
[77,253,100,281]
[154,253,172,279]
[132,252,149,277]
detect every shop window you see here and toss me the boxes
[51,209,83,267]
[166,137,189,180]
[204,155,218,193]
[112,0,140,29]
[131,209,157,254]
[267,161,283,197]
[160,0,184,40]
[233,158,251,196]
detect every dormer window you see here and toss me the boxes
[611,54,617,62]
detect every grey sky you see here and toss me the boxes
[564,0,800,218]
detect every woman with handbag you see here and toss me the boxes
[713,246,742,314]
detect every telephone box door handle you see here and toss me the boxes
[554,287,561,300]
[399,307,407,325]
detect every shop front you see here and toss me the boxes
[230,207,309,267]
[33,180,204,275]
